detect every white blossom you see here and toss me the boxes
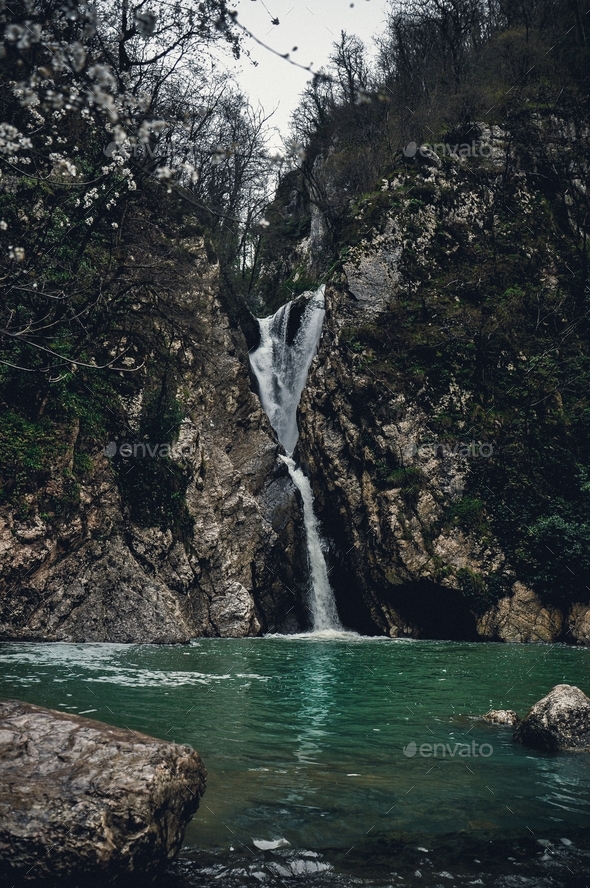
[49,153,77,176]
[83,187,98,208]
[70,42,86,72]
[0,124,32,155]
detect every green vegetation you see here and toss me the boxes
[114,385,194,542]
[384,466,426,510]
[443,497,490,540]
[456,568,497,616]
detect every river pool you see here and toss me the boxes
[1,634,589,886]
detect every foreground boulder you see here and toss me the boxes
[0,700,206,883]
[513,684,590,752]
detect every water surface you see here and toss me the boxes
[1,636,589,886]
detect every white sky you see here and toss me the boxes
[230,0,391,149]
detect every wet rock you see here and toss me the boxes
[567,603,590,645]
[0,700,206,883]
[482,709,520,726]
[513,684,590,752]
[477,582,563,644]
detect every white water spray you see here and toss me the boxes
[250,286,342,631]
[250,288,326,456]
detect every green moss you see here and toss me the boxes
[0,408,91,522]
[376,465,426,509]
[443,497,490,539]
[0,412,66,506]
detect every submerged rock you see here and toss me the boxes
[0,700,206,882]
[513,684,590,752]
[482,709,520,726]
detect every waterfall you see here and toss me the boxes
[250,286,343,632]
[250,288,326,457]
[279,456,342,631]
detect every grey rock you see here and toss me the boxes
[513,684,590,752]
[482,709,520,726]
[477,582,563,644]
[0,700,206,882]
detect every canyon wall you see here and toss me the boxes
[0,239,306,642]
[294,135,590,644]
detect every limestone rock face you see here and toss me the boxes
[0,700,206,882]
[513,684,590,752]
[0,238,306,642]
[477,582,563,644]
[297,280,511,637]
[567,603,590,645]
[343,217,401,321]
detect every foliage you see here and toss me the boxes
[456,568,497,616]
[443,497,490,539]
[113,383,194,542]
[520,516,590,607]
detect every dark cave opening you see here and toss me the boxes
[330,561,480,641]
[385,579,480,641]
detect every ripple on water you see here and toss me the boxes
[0,638,589,886]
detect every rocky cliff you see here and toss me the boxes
[0,234,307,642]
[294,125,590,644]
[1,122,589,645]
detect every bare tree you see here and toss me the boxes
[330,32,370,105]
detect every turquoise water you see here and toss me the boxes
[1,635,590,886]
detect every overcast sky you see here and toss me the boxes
[230,0,391,149]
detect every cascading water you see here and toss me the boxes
[250,285,342,632]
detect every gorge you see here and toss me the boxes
[2,0,590,884]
